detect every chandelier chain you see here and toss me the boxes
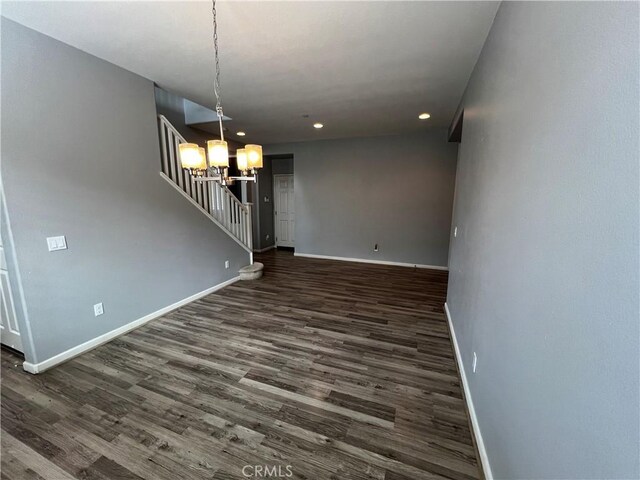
[211,0,224,140]
[175,0,263,187]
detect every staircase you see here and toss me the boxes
[157,115,262,277]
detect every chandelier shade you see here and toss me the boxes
[207,139,229,168]
[245,144,263,170]
[179,143,205,170]
[197,147,207,169]
[236,148,248,172]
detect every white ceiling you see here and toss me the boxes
[2,1,499,144]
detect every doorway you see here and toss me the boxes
[0,201,23,353]
[273,174,295,248]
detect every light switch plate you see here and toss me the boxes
[94,303,104,316]
[47,236,67,251]
[225,260,230,269]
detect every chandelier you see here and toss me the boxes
[179,0,262,185]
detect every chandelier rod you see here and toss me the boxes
[211,0,224,141]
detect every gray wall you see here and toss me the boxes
[1,19,249,364]
[272,157,294,176]
[267,131,457,266]
[446,2,639,479]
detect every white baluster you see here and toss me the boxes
[241,205,246,244]
[225,190,231,231]
[172,133,179,185]
[194,178,201,207]
[222,188,227,228]
[234,201,240,238]
[167,131,176,182]
[204,181,210,214]
[240,206,246,245]
[212,182,218,219]
[207,182,214,216]
[160,121,168,175]
[246,203,253,250]
[233,199,237,237]
[232,198,237,236]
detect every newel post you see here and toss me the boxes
[244,203,253,254]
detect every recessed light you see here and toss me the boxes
[237,131,246,136]
[313,123,323,129]
[418,113,431,120]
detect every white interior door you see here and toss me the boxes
[0,229,23,352]
[274,175,295,247]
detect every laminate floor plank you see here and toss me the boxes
[1,251,481,479]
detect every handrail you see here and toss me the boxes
[157,115,253,252]
[158,114,187,143]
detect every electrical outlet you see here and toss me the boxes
[374,243,379,252]
[94,303,104,316]
[266,234,270,240]
[225,260,230,269]
[454,226,458,238]
[472,352,477,373]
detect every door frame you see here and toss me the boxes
[273,174,294,248]
[0,187,24,353]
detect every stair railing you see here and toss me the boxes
[157,115,253,253]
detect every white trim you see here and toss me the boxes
[294,252,448,271]
[253,245,276,253]
[159,172,252,254]
[22,276,240,374]
[444,302,493,479]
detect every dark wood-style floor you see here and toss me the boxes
[1,251,481,480]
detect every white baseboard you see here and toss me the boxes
[253,245,276,253]
[294,252,448,271]
[22,276,240,374]
[444,302,493,479]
